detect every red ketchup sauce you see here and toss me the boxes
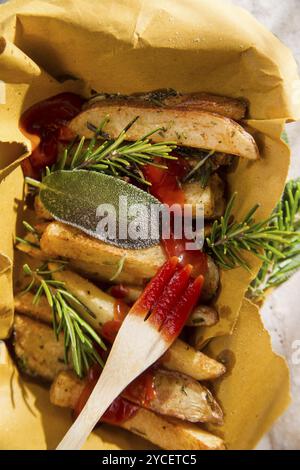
[124,367,157,407]
[143,158,188,206]
[109,284,129,300]
[144,155,208,277]
[74,364,139,425]
[74,364,157,425]
[19,93,85,177]
[101,299,129,344]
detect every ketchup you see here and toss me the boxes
[113,299,129,321]
[144,156,208,276]
[75,364,157,425]
[74,364,138,425]
[101,299,129,343]
[143,157,188,206]
[101,320,122,344]
[124,367,156,407]
[163,233,208,277]
[19,92,85,176]
[109,284,129,300]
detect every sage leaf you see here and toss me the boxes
[39,170,163,249]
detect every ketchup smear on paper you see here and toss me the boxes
[20,93,85,177]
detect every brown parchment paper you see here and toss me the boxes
[0,0,298,449]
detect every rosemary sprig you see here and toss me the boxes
[110,255,127,282]
[206,192,300,271]
[182,150,215,189]
[50,117,177,186]
[15,221,40,248]
[248,178,300,301]
[22,262,106,377]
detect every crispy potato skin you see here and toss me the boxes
[70,100,258,160]
[50,371,225,450]
[14,292,52,324]
[145,369,223,424]
[40,222,219,300]
[162,92,247,121]
[13,314,69,381]
[164,339,225,381]
[50,371,85,408]
[89,91,247,120]
[34,196,52,220]
[183,174,225,218]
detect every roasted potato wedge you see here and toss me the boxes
[183,174,225,218]
[40,222,219,300]
[89,91,247,120]
[14,292,52,324]
[70,99,259,160]
[160,92,247,120]
[129,369,223,424]
[13,314,68,381]
[50,368,223,424]
[162,339,225,381]
[34,195,52,220]
[123,407,225,450]
[50,370,225,450]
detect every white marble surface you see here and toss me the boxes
[230,0,300,451]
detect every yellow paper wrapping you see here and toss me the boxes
[0,0,297,449]
[204,298,290,450]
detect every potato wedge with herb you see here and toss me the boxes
[70,98,259,160]
[183,174,225,218]
[13,314,68,381]
[127,369,223,425]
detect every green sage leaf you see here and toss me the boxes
[39,170,163,249]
